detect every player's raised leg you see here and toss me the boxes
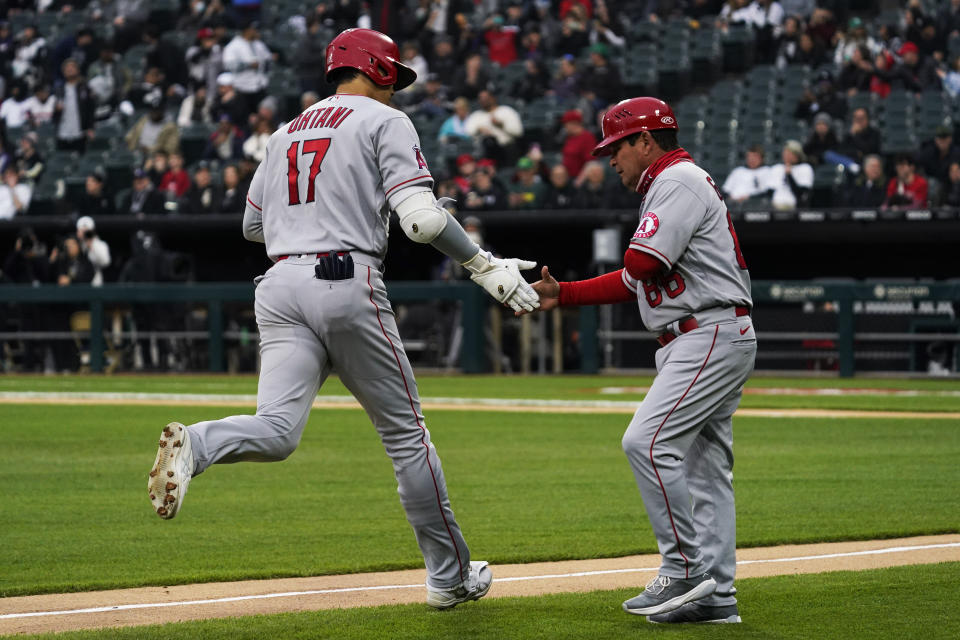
[148,273,329,519]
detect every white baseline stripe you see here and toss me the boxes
[3,542,958,621]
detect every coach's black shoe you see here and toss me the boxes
[622,573,716,616]
[647,601,741,624]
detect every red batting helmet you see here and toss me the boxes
[325,28,417,91]
[593,97,678,157]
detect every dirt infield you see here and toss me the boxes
[2,535,958,635]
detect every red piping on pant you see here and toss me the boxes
[648,324,719,578]
[365,266,464,582]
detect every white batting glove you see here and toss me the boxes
[462,250,540,313]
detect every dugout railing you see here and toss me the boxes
[1,280,958,377]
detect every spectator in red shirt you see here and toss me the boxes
[158,152,191,198]
[483,15,519,67]
[884,155,929,209]
[560,109,597,179]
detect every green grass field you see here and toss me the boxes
[18,564,960,640]
[2,374,959,638]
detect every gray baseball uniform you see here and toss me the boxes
[184,93,472,589]
[621,159,757,606]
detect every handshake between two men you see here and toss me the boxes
[464,253,559,316]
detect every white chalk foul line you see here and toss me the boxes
[3,542,958,621]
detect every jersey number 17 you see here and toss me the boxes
[287,138,332,205]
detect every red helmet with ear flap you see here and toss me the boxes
[325,28,417,91]
[593,97,678,157]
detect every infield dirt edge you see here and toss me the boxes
[2,534,958,636]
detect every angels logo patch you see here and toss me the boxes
[634,212,659,239]
[413,145,428,170]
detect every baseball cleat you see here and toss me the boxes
[646,601,741,624]
[426,561,492,610]
[622,572,717,616]
[148,422,194,519]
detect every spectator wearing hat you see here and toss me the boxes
[560,109,597,180]
[180,161,219,214]
[53,58,96,152]
[764,140,813,210]
[581,42,622,107]
[76,169,115,218]
[23,83,57,125]
[722,145,771,204]
[508,156,547,209]
[464,89,524,167]
[884,155,928,209]
[453,154,477,196]
[125,92,180,155]
[835,107,881,166]
[204,114,245,161]
[212,72,248,128]
[543,164,577,209]
[120,168,165,216]
[75,215,111,286]
[222,20,272,116]
[0,164,31,219]
[410,74,450,120]
[916,124,960,185]
[15,132,44,185]
[438,97,472,145]
[185,27,223,98]
[804,112,839,166]
[842,154,887,208]
[794,68,847,123]
[483,14,519,67]
[888,41,940,93]
[834,17,880,67]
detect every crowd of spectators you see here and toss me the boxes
[0,1,959,223]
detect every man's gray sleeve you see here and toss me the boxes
[430,212,480,263]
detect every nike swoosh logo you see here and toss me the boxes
[740,326,750,335]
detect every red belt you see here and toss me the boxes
[657,306,750,347]
[278,251,348,261]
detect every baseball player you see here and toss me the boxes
[527,98,756,624]
[148,28,540,609]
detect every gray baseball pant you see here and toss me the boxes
[621,316,756,606]
[185,255,471,589]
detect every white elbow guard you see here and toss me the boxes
[395,191,449,243]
